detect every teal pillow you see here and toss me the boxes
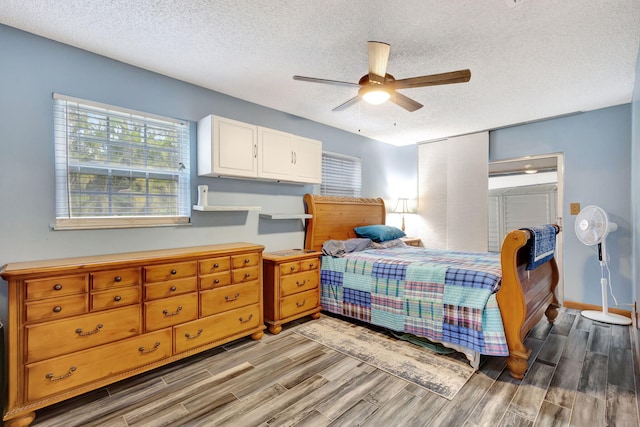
[354,225,406,242]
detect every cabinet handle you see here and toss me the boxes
[170,286,177,292]
[296,300,306,307]
[46,366,76,381]
[114,276,122,282]
[244,273,251,279]
[294,151,297,165]
[53,284,63,291]
[290,266,296,271]
[53,306,62,313]
[239,314,253,323]
[244,258,250,264]
[185,329,203,340]
[253,144,257,158]
[170,269,177,275]
[213,279,220,284]
[225,292,240,302]
[163,306,183,317]
[213,263,219,268]
[113,296,122,302]
[75,324,103,336]
[296,280,306,287]
[138,342,160,354]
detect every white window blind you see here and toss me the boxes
[53,94,191,229]
[321,152,362,196]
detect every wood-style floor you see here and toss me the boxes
[32,308,640,427]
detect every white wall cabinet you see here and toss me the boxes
[198,115,321,184]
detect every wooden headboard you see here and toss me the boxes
[303,194,386,252]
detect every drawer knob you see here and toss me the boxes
[170,286,177,292]
[185,329,203,340]
[244,273,251,278]
[114,276,122,282]
[296,280,307,287]
[46,366,76,381]
[138,342,161,354]
[163,306,182,317]
[214,279,220,284]
[296,299,306,308]
[53,306,62,313]
[290,266,296,271]
[225,292,240,302]
[170,269,177,275]
[213,263,219,268]
[53,284,63,291]
[244,258,250,264]
[114,295,122,302]
[75,324,103,336]
[239,313,253,323]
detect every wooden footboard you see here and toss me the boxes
[497,227,560,379]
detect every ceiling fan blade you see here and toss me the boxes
[332,96,360,112]
[389,69,471,89]
[293,75,360,87]
[390,92,423,112]
[368,41,391,84]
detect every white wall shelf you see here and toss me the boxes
[259,213,312,220]
[193,205,261,212]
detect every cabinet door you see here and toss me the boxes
[257,127,294,180]
[197,115,257,177]
[292,136,322,184]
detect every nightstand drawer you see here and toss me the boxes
[280,289,320,319]
[200,281,260,317]
[279,258,319,276]
[280,270,318,297]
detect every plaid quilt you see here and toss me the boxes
[320,246,509,356]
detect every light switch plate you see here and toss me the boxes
[570,203,581,215]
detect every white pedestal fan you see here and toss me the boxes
[574,205,631,325]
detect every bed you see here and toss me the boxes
[303,194,560,379]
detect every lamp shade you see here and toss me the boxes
[394,198,414,214]
[359,85,391,105]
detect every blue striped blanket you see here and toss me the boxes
[320,246,509,356]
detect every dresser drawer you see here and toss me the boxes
[200,281,260,317]
[280,270,319,297]
[25,294,88,323]
[143,261,197,283]
[279,258,319,276]
[26,305,142,363]
[232,266,260,284]
[91,286,141,311]
[199,256,231,275]
[199,272,232,290]
[144,277,197,300]
[144,293,198,332]
[26,328,171,402]
[25,274,88,301]
[280,289,320,319]
[231,253,260,269]
[174,304,261,354]
[91,268,141,290]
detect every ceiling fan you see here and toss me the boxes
[293,41,471,112]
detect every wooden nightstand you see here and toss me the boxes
[401,237,422,247]
[263,249,322,334]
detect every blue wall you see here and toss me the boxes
[632,40,640,315]
[490,105,633,308]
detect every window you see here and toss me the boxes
[321,151,362,196]
[53,94,190,230]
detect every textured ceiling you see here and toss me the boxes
[1,0,639,146]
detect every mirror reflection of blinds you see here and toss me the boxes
[53,94,190,225]
[321,152,362,196]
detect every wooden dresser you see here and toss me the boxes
[262,249,322,334]
[0,242,265,427]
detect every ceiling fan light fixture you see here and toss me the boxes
[359,85,391,105]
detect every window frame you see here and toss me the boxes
[53,93,191,230]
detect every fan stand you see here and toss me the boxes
[581,244,631,325]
